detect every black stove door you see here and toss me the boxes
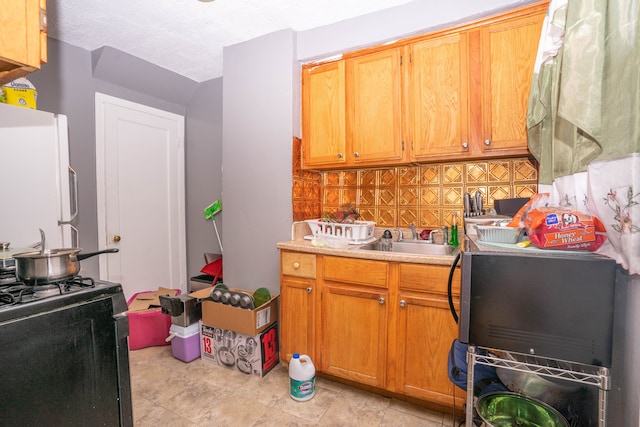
[0,294,133,426]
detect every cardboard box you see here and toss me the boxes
[127,287,179,312]
[200,321,279,377]
[189,288,279,337]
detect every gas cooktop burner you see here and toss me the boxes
[0,276,96,307]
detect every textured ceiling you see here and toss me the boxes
[46,0,416,82]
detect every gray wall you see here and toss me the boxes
[221,29,295,295]
[28,39,221,280]
[185,78,224,277]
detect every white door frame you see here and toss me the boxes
[95,92,187,295]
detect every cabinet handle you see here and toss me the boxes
[462,142,468,149]
[378,297,385,305]
[399,300,406,307]
[337,153,343,158]
[484,139,491,146]
[354,152,360,158]
[293,262,300,269]
[306,287,312,293]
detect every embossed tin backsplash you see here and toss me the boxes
[292,139,538,228]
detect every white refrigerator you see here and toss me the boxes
[0,103,76,250]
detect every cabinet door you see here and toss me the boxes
[280,276,316,364]
[479,10,545,154]
[301,61,347,169]
[409,33,470,161]
[395,264,464,407]
[395,291,463,406]
[321,282,388,388]
[280,252,317,363]
[0,0,47,85]
[346,48,405,166]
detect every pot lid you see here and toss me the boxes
[0,247,39,260]
[12,248,82,259]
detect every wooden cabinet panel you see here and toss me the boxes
[479,10,546,154]
[409,33,470,161]
[395,290,463,405]
[399,263,460,295]
[300,1,547,167]
[280,275,316,364]
[321,282,388,388]
[323,256,388,288]
[0,0,47,85]
[346,47,405,166]
[301,61,347,168]
[281,251,316,279]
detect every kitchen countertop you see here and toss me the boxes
[276,222,459,266]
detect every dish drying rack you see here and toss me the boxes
[304,219,376,245]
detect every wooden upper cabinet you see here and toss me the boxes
[477,8,546,154]
[346,47,405,167]
[0,0,48,85]
[301,61,347,169]
[409,32,470,161]
[300,1,548,168]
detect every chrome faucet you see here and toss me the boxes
[428,226,449,245]
[409,223,418,240]
[392,228,404,241]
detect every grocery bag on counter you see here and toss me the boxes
[523,207,607,251]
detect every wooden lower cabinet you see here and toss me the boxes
[321,281,388,388]
[279,251,317,363]
[395,263,465,407]
[279,251,464,409]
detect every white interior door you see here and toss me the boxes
[95,93,186,300]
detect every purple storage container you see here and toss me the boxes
[169,323,200,362]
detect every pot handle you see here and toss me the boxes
[76,248,119,261]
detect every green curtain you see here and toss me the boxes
[528,0,640,184]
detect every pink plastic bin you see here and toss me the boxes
[126,290,180,350]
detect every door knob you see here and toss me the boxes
[113,235,121,243]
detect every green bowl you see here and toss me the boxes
[476,392,569,427]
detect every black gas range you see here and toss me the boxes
[0,269,133,426]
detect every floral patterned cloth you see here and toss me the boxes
[541,154,640,275]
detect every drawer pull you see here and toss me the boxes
[306,287,312,293]
[399,300,406,307]
[378,297,385,305]
[293,262,300,269]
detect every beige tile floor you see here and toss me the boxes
[130,345,464,426]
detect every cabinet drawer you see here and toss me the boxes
[281,252,316,279]
[323,256,388,288]
[399,263,460,295]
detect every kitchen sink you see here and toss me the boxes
[355,240,456,256]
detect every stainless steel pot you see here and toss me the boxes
[14,248,118,284]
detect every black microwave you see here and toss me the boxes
[459,239,618,367]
